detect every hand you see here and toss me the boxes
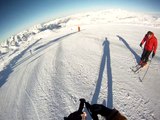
[80,98,86,103]
[140,43,142,47]
[152,52,155,58]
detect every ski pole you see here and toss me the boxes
[140,58,152,82]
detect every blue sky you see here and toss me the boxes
[0,0,160,42]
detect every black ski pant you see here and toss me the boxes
[141,49,152,63]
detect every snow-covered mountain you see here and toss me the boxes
[0,9,160,120]
[0,9,160,54]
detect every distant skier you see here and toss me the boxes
[30,49,32,55]
[139,31,158,67]
[78,26,80,32]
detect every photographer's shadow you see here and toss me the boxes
[91,37,113,109]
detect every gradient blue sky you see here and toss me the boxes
[0,0,160,42]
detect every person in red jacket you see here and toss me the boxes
[139,31,158,66]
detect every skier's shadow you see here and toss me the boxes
[91,37,113,109]
[117,35,140,64]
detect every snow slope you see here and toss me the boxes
[0,9,160,120]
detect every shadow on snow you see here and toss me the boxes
[0,31,78,87]
[34,32,77,51]
[91,38,113,109]
[14,32,78,68]
[0,39,40,87]
[117,35,140,64]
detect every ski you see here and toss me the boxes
[130,65,142,73]
[131,62,149,74]
[132,66,142,73]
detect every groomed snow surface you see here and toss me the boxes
[0,10,160,120]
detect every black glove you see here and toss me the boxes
[152,52,155,58]
[79,98,86,103]
[78,99,85,113]
[64,99,86,120]
[140,43,142,47]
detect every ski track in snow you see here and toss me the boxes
[0,23,160,120]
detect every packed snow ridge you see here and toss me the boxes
[0,9,160,54]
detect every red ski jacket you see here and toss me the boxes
[141,34,158,54]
